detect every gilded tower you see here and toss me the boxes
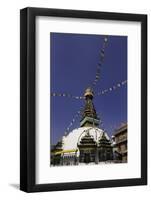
[80,87,100,127]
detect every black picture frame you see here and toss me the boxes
[20,7,147,192]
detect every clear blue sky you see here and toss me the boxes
[50,32,127,145]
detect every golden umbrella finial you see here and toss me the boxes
[84,87,94,99]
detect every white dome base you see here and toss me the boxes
[62,127,110,153]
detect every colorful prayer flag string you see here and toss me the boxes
[64,108,83,135]
[51,92,84,100]
[91,36,109,88]
[97,80,127,96]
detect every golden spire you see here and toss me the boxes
[84,87,94,99]
[80,87,100,127]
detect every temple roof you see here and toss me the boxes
[78,132,97,147]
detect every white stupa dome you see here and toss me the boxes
[62,127,110,153]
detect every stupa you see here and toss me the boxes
[51,88,113,166]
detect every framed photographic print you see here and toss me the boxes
[20,7,147,192]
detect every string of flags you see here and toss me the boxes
[97,80,127,96]
[64,108,83,135]
[91,35,109,88]
[51,79,127,100]
[51,92,84,100]
[52,79,127,135]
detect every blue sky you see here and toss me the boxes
[50,32,127,145]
